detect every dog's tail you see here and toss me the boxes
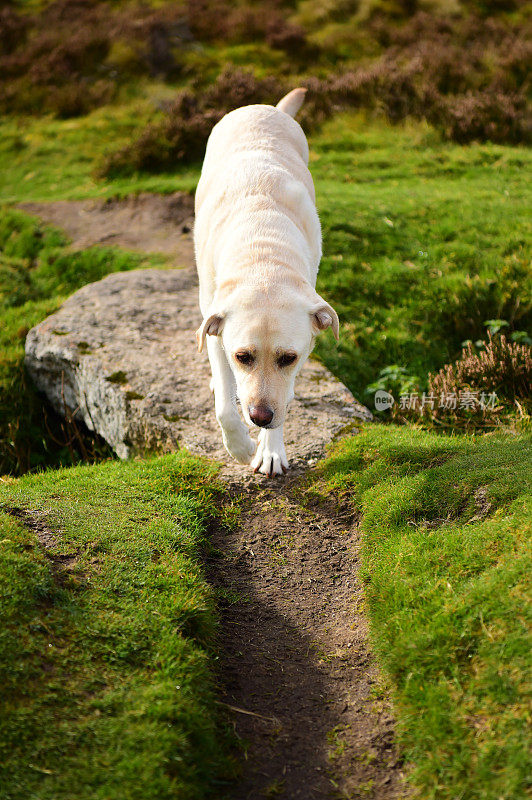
[276,87,306,118]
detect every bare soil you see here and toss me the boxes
[5,507,79,580]
[20,195,408,799]
[19,193,195,265]
[209,473,407,800]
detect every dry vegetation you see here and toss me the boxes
[392,333,532,427]
[1,0,530,174]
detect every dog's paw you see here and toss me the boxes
[223,430,256,465]
[251,431,288,477]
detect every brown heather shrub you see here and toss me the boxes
[48,79,116,119]
[0,0,194,115]
[100,17,531,176]
[185,0,308,53]
[394,334,532,428]
[265,18,309,54]
[184,0,230,41]
[26,31,110,85]
[318,12,532,142]
[0,6,29,56]
[431,90,531,144]
[0,0,318,118]
[0,0,306,117]
[284,11,530,144]
[98,92,220,176]
[331,58,431,122]
[434,334,531,402]
[497,37,532,90]
[297,76,335,130]
[111,4,194,79]
[0,1,111,114]
[201,67,283,111]
[4,0,527,138]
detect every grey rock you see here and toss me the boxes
[25,269,372,469]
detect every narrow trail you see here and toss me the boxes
[19,195,407,799]
[208,473,406,800]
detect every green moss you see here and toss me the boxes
[307,425,532,800]
[0,107,199,204]
[105,371,128,385]
[163,413,185,423]
[0,452,235,799]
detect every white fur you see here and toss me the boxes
[194,92,338,476]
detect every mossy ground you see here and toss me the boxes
[0,452,236,800]
[0,105,198,204]
[306,425,531,799]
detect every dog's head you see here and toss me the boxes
[196,286,339,429]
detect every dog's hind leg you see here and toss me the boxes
[207,337,256,464]
[251,426,289,477]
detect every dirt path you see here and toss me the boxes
[209,473,406,800]
[20,195,407,799]
[19,193,195,265]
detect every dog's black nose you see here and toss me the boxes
[249,405,274,427]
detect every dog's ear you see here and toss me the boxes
[196,312,224,352]
[310,300,340,341]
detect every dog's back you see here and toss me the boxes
[194,100,321,314]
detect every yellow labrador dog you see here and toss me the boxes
[194,88,339,476]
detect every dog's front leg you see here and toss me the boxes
[207,337,256,464]
[251,426,288,477]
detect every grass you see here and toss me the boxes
[307,424,532,799]
[1,106,530,407]
[312,115,532,402]
[0,207,166,475]
[0,103,199,204]
[0,451,234,800]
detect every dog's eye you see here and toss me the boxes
[277,352,297,368]
[235,351,254,366]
